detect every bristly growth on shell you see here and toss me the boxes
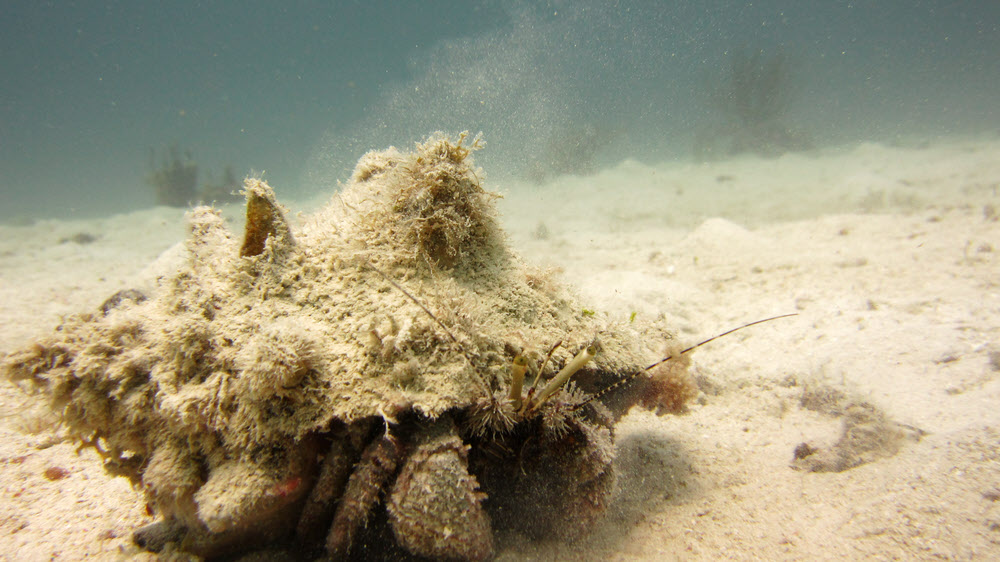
[0,132,701,560]
[1,131,663,500]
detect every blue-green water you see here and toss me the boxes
[2,0,998,219]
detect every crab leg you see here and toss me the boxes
[296,421,372,545]
[325,429,405,558]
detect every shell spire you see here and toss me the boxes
[240,177,293,257]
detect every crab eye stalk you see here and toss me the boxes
[507,354,529,409]
[530,344,597,410]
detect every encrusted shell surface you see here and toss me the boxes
[2,133,652,525]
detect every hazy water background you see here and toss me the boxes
[1,0,997,220]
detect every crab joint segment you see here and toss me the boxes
[531,344,597,409]
[326,431,404,558]
[388,416,492,561]
[507,354,529,410]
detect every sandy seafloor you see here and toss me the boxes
[1,136,999,560]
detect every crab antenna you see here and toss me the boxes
[519,341,560,411]
[365,261,493,396]
[572,313,797,411]
[529,344,598,411]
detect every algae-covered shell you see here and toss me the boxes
[1,133,653,512]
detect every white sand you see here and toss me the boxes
[2,137,999,560]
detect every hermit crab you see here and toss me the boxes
[3,133,745,560]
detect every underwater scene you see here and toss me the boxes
[1,1,998,560]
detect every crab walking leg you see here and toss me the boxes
[296,422,371,544]
[326,430,405,558]
[388,416,493,561]
[530,344,597,409]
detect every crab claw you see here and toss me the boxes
[388,416,493,561]
[180,443,316,558]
